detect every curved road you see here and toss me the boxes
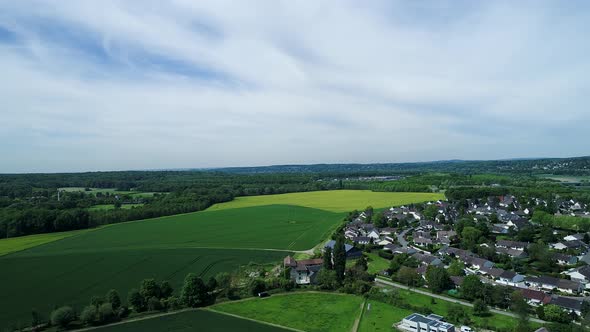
[375,278,547,324]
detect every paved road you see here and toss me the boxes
[375,278,547,324]
[397,228,411,248]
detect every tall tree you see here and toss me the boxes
[425,266,452,293]
[333,236,346,283]
[180,273,208,307]
[106,289,121,310]
[323,246,333,270]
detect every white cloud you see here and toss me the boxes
[0,0,589,172]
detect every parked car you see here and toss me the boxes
[460,326,473,332]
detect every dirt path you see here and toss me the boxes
[351,299,367,332]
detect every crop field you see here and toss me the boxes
[0,190,445,330]
[0,248,286,330]
[29,205,343,253]
[0,229,93,256]
[92,309,292,332]
[88,203,145,211]
[213,292,364,332]
[208,190,444,213]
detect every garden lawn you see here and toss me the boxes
[91,309,292,332]
[365,252,391,275]
[212,292,364,332]
[0,248,287,331]
[208,190,444,213]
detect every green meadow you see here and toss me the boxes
[91,309,293,332]
[208,190,444,213]
[213,292,364,332]
[0,229,93,256]
[87,203,145,211]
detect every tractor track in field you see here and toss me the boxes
[166,256,203,279]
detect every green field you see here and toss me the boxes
[0,190,444,330]
[28,205,343,253]
[358,299,412,332]
[92,309,292,332]
[365,252,391,275]
[368,284,539,331]
[0,248,286,330]
[213,292,364,332]
[209,190,444,213]
[0,229,93,256]
[88,204,145,211]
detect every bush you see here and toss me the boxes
[80,305,97,325]
[98,303,115,323]
[147,296,162,311]
[378,250,394,260]
[50,306,76,328]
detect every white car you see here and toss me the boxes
[460,326,473,332]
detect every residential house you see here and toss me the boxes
[497,270,525,286]
[496,240,528,251]
[563,233,585,242]
[450,276,464,288]
[283,256,323,285]
[553,253,578,266]
[464,256,494,270]
[519,289,551,306]
[480,267,506,279]
[550,296,585,316]
[495,246,528,259]
[552,240,586,251]
[413,253,442,267]
[352,236,371,245]
[526,276,583,294]
[565,265,590,285]
[414,237,433,246]
[367,230,381,241]
[399,313,455,332]
[325,240,362,260]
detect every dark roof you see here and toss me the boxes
[481,267,505,278]
[520,289,550,303]
[352,236,371,243]
[499,270,517,280]
[325,240,355,253]
[550,296,584,311]
[497,240,528,248]
[450,276,464,286]
[283,256,297,267]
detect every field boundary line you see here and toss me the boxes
[205,308,306,332]
[69,308,195,331]
[351,298,366,332]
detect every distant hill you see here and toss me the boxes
[212,156,590,175]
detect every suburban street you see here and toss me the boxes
[397,228,411,248]
[374,277,547,324]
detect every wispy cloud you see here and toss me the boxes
[0,0,589,172]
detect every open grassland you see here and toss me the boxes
[358,299,412,332]
[209,190,444,213]
[365,252,391,275]
[213,292,363,332]
[91,309,293,332]
[88,203,145,211]
[0,248,287,330]
[0,229,92,256]
[27,205,343,253]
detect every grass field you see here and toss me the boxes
[213,292,363,332]
[358,299,412,332]
[0,229,93,256]
[365,252,391,275]
[0,248,287,330]
[209,190,444,213]
[88,204,145,211]
[92,309,292,332]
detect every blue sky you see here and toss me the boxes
[1,1,589,173]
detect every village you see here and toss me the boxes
[283,194,590,331]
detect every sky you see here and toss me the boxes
[1,0,589,173]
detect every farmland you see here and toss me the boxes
[24,205,343,253]
[0,229,93,256]
[91,309,293,332]
[0,189,445,330]
[208,190,444,213]
[0,248,286,329]
[212,292,364,332]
